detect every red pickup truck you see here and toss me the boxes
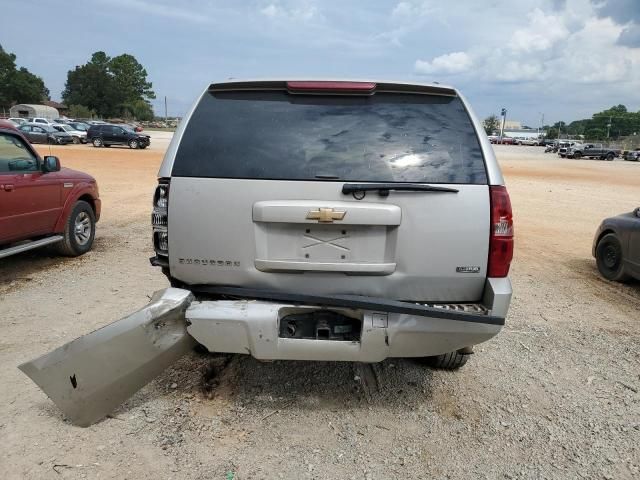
[0,124,101,259]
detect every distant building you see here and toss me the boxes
[504,129,541,139]
[9,104,59,120]
[44,100,68,117]
[503,120,521,130]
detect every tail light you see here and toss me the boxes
[488,186,514,277]
[152,179,170,256]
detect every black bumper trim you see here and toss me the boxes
[149,255,169,268]
[190,285,505,326]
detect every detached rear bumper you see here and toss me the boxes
[19,279,510,426]
[187,278,511,362]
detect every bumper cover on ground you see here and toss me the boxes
[18,288,195,427]
[18,279,510,426]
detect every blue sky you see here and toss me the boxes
[3,0,639,126]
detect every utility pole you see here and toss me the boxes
[606,116,611,140]
[538,112,544,136]
[499,108,507,142]
[164,96,168,122]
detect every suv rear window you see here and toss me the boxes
[173,91,487,184]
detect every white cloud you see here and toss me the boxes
[260,2,318,22]
[261,4,279,17]
[494,61,545,82]
[414,52,472,74]
[550,16,637,83]
[391,1,436,20]
[97,0,210,23]
[414,0,640,89]
[509,8,569,52]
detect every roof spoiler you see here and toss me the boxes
[208,80,457,97]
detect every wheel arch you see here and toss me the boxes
[594,225,623,257]
[593,228,615,257]
[53,185,100,233]
[78,194,96,216]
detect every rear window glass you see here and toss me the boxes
[172,91,487,184]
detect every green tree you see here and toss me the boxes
[584,128,606,140]
[62,51,155,119]
[121,99,154,121]
[68,104,97,119]
[483,115,500,135]
[0,44,49,109]
[63,52,117,117]
[543,122,567,139]
[109,54,155,103]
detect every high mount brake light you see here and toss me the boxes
[488,186,514,278]
[286,81,377,94]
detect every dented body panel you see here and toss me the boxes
[19,280,509,426]
[19,288,194,427]
[187,301,502,363]
[187,278,508,362]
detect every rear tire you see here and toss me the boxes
[55,201,96,257]
[422,351,469,370]
[596,233,630,282]
[92,137,103,147]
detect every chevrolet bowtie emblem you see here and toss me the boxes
[306,207,347,223]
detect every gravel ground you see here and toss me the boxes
[0,144,638,479]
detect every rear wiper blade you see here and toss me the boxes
[315,174,341,179]
[342,183,459,197]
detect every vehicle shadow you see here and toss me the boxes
[139,350,445,415]
[564,256,640,295]
[0,247,64,291]
[0,237,109,293]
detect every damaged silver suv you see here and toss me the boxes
[21,80,513,426]
[152,79,513,361]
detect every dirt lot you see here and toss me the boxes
[1,143,638,479]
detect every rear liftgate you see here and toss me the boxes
[18,286,503,427]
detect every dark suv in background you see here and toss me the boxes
[87,124,150,149]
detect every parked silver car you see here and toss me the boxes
[7,117,26,126]
[20,80,514,426]
[51,124,87,144]
[17,123,74,144]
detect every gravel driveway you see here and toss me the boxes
[1,144,638,479]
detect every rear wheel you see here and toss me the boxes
[421,350,470,370]
[596,233,630,282]
[55,200,96,256]
[92,137,103,147]
[128,139,139,149]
